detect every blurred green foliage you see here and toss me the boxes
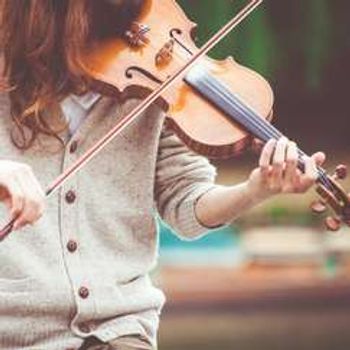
[178,0,349,89]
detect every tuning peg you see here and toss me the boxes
[334,164,348,180]
[345,196,350,226]
[325,216,341,232]
[310,200,327,214]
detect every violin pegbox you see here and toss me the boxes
[311,164,350,231]
[125,22,151,47]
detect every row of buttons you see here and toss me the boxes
[66,139,92,339]
[66,238,90,301]
[65,232,89,301]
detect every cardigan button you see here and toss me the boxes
[67,240,78,253]
[79,286,90,299]
[69,140,78,153]
[65,190,76,204]
[77,322,91,334]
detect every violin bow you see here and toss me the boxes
[0,0,264,241]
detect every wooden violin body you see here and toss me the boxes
[84,0,274,158]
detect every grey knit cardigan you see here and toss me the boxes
[0,92,223,349]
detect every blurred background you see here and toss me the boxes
[155,1,350,349]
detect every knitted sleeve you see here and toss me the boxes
[154,124,228,240]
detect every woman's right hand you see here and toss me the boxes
[0,160,45,230]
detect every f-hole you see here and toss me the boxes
[125,66,163,85]
[170,28,194,56]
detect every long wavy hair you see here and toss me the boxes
[0,0,142,150]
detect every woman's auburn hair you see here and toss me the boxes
[0,0,93,150]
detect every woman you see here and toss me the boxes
[0,1,325,349]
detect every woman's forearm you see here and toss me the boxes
[194,182,267,229]
[194,138,325,230]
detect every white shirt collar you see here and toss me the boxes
[70,91,102,111]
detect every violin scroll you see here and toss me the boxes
[311,164,350,231]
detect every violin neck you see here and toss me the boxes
[184,65,284,144]
[184,65,329,186]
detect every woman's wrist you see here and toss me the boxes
[244,179,274,204]
[195,181,273,230]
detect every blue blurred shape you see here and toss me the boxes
[159,221,243,267]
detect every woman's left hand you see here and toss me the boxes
[247,137,326,201]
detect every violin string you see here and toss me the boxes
[197,71,331,189]
[207,75,332,189]
[202,73,331,188]
[173,45,331,190]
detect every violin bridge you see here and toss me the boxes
[124,22,150,47]
[155,39,175,67]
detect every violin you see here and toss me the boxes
[0,0,349,240]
